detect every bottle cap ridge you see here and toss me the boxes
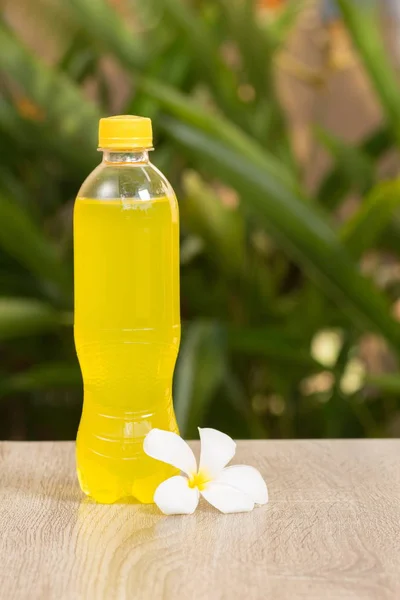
[98,115,153,150]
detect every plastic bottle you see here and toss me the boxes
[74,115,180,503]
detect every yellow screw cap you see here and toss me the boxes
[98,115,153,150]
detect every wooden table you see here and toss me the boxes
[1,440,399,599]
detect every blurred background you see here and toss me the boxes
[2,0,400,441]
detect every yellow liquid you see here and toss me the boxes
[74,196,180,503]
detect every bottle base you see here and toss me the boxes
[76,457,177,505]
[78,477,157,505]
[75,400,180,505]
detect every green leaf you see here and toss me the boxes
[68,0,147,69]
[267,0,306,46]
[316,126,374,209]
[182,170,276,315]
[0,362,81,396]
[139,76,297,191]
[174,321,226,438]
[0,298,67,340]
[0,24,99,170]
[161,117,400,350]
[0,96,30,147]
[341,180,400,257]
[57,30,99,83]
[316,127,392,209]
[138,0,246,127]
[124,37,192,120]
[338,0,400,146]
[0,194,72,300]
[222,372,268,439]
[217,0,291,149]
[182,170,245,275]
[227,325,323,370]
[219,0,271,98]
[366,373,400,395]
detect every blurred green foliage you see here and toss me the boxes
[1,0,400,440]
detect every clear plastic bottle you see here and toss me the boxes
[74,116,180,503]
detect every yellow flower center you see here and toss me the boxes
[188,470,210,491]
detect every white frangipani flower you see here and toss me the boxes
[143,427,268,515]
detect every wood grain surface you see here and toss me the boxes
[1,440,399,600]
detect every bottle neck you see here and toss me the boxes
[101,150,150,164]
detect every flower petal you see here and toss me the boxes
[154,476,200,515]
[198,428,236,478]
[143,429,197,475]
[215,465,268,505]
[201,482,254,514]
